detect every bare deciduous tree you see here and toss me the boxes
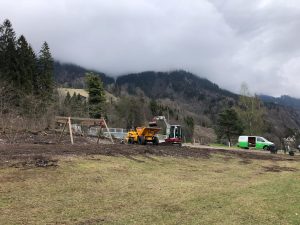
[235,83,266,135]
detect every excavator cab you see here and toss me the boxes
[169,125,182,138]
[166,125,182,145]
[150,116,183,146]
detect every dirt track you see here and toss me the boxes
[0,142,299,168]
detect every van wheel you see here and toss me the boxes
[263,146,269,151]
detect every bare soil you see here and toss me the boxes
[1,135,299,169]
[0,130,108,145]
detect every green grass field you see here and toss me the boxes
[1,153,300,225]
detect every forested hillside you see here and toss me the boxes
[116,70,236,99]
[54,61,114,88]
[52,62,300,145]
[0,19,55,131]
[260,95,300,110]
[114,70,237,126]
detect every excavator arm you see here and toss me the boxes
[151,116,171,137]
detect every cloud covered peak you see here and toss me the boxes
[1,0,300,97]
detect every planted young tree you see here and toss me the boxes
[85,72,106,118]
[216,108,244,146]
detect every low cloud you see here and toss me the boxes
[1,0,300,97]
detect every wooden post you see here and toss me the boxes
[58,119,68,143]
[68,117,74,145]
[103,119,114,144]
[55,116,115,144]
[97,127,102,144]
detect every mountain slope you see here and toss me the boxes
[116,70,237,99]
[54,64,300,145]
[260,95,300,110]
[54,61,115,88]
[114,70,300,144]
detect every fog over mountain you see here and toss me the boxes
[1,0,300,97]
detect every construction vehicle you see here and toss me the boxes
[149,116,182,146]
[127,127,161,145]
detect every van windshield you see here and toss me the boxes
[261,137,269,142]
[257,137,265,142]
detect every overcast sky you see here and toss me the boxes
[1,0,300,97]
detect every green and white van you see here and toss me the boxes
[238,136,275,151]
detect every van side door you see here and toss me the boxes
[256,137,265,150]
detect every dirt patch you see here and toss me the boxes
[34,158,58,168]
[0,141,300,169]
[262,165,298,173]
[214,169,225,173]
[3,155,58,169]
[239,159,252,165]
[0,130,111,145]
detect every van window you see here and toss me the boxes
[238,136,247,142]
[257,137,265,142]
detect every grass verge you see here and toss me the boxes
[1,153,300,224]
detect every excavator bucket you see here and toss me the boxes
[148,121,157,127]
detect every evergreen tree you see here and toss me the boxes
[27,45,38,94]
[0,19,18,83]
[36,42,54,99]
[215,108,244,145]
[149,99,159,116]
[183,116,195,141]
[64,91,71,104]
[85,72,106,118]
[16,35,36,93]
[115,96,145,128]
[60,91,71,116]
[74,93,88,117]
[0,22,4,73]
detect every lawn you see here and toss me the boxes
[1,153,300,225]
